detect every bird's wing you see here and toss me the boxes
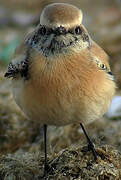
[90,40,113,76]
[88,40,114,81]
[4,43,30,79]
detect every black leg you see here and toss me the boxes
[80,123,97,160]
[43,124,49,175]
[38,125,49,179]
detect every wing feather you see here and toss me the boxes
[4,43,30,79]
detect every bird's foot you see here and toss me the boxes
[87,142,97,161]
[38,164,50,179]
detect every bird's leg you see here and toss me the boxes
[80,123,97,160]
[43,124,49,176]
[38,125,50,179]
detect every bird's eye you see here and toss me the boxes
[75,26,82,35]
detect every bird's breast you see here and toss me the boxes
[12,50,115,126]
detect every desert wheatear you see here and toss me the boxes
[5,3,115,176]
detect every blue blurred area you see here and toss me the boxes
[0,38,19,65]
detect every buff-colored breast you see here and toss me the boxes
[12,43,115,126]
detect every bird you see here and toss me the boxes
[4,3,115,176]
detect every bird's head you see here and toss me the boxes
[26,3,91,56]
[40,3,83,29]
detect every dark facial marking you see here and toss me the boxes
[82,33,89,42]
[36,25,82,36]
[55,26,67,35]
[31,33,39,44]
[38,26,46,35]
[26,24,91,57]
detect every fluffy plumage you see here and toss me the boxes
[5,3,115,127]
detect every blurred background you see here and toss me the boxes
[0,0,121,155]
